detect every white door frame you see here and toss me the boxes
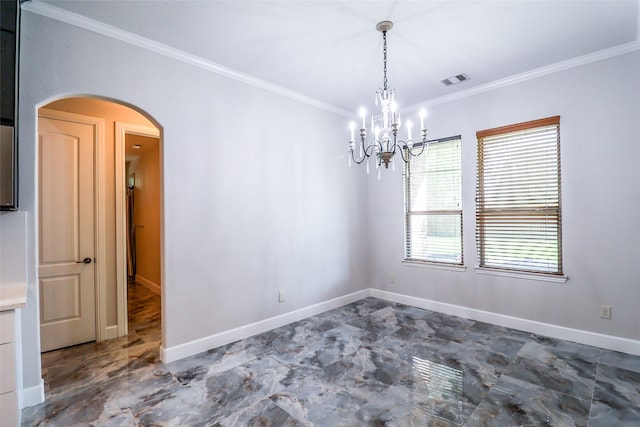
[37,108,109,342]
[114,122,161,337]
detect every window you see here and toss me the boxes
[404,136,463,264]
[476,116,562,275]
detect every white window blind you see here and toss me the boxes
[404,136,463,264]
[476,116,562,275]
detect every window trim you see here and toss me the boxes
[475,266,567,283]
[403,259,467,272]
[476,116,560,139]
[475,116,563,277]
[404,135,463,265]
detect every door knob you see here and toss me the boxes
[76,257,92,264]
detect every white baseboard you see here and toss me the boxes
[135,274,161,294]
[22,378,45,408]
[105,325,119,340]
[371,289,640,356]
[161,287,640,364]
[160,289,370,363]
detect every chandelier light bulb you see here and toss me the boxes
[391,102,398,125]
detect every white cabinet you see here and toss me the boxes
[1,205,28,425]
[0,310,18,427]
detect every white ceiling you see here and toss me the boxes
[38,0,640,115]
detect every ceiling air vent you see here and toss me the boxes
[441,73,469,86]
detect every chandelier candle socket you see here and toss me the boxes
[348,20,428,172]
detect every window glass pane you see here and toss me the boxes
[407,213,463,263]
[404,137,463,264]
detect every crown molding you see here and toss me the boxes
[405,40,640,112]
[21,1,352,117]
[22,1,639,118]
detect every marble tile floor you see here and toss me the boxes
[23,293,640,426]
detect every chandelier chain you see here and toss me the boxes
[382,30,388,91]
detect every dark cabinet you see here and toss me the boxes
[0,0,18,210]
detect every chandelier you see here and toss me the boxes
[348,21,427,174]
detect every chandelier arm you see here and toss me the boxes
[349,144,371,165]
[371,138,384,154]
[349,148,367,165]
[350,136,382,164]
[365,140,379,157]
[396,141,410,163]
[393,138,427,163]
[407,140,427,157]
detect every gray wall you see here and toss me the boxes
[14,10,369,395]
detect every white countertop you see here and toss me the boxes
[0,285,27,311]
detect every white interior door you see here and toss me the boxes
[38,115,96,352]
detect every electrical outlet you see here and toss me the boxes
[600,305,611,319]
[278,291,285,303]
[390,274,396,284]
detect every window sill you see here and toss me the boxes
[402,260,467,272]
[475,267,568,283]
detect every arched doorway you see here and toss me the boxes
[36,96,163,370]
